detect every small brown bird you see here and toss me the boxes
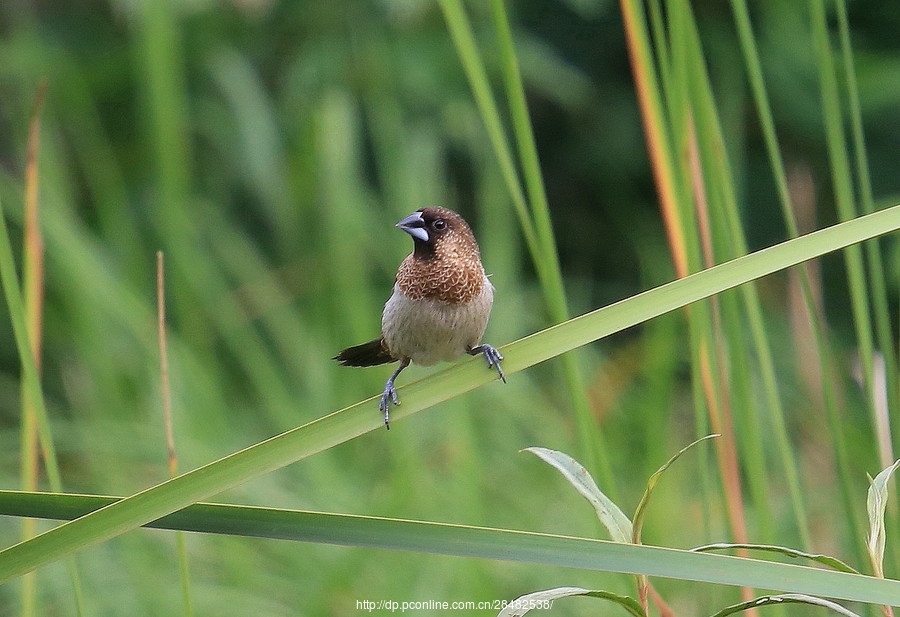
[334,206,505,428]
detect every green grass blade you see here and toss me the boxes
[0,490,899,605]
[498,587,645,617]
[810,0,883,467]
[439,0,610,489]
[436,0,540,266]
[0,182,87,615]
[132,0,192,235]
[0,205,896,582]
[727,0,798,236]
[487,0,610,490]
[711,594,863,617]
[728,0,868,554]
[692,543,859,574]
[0,187,62,503]
[834,0,899,461]
[811,3,893,565]
[632,435,718,544]
[488,0,558,289]
[690,5,811,547]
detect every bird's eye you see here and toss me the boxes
[432,219,447,231]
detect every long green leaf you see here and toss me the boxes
[0,169,87,614]
[729,0,865,556]
[436,0,539,267]
[497,587,645,617]
[0,490,898,606]
[811,0,884,478]
[632,435,718,544]
[692,543,859,574]
[0,205,897,583]
[834,0,900,437]
[710,593,862,617]
[486,0,610,497]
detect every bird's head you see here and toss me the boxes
[395,206,478,260]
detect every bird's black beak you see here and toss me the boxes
[396,211,429,243]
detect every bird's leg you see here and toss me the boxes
[379,357,410,429]
[467,344,506,383]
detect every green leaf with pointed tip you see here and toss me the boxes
[497,587,645,617]
[0,203,897,584]
[2,490,900,605]
[866,459,900,577]
[710,593,862,617]
[692,543,859,574]
[524,447,632,543]
[632,434,718,544]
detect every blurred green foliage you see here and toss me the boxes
[0,0,898,615]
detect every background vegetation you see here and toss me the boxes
[0,0,898,615]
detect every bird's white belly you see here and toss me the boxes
[382,281,493,366]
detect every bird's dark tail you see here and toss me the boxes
[333,337,396,367]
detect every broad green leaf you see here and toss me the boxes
[710,593,862,617]
[632,434,718,544]
[524,447,632,543]
[692,543,859,574]
[0,204,897,584]
[866,458,900,577]
[497,587,644,617]
[2,490,900,605]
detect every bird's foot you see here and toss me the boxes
[378,383,400,430]
[469,344,506,383]
[378,358,409,430]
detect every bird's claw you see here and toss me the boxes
[378,384,400,429]
[478,344,506,383]
[377,358,410,430]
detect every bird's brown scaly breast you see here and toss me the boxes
[394,249,484,304]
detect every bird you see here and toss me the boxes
[334,206,506,429]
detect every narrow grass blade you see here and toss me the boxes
[487,0,610,499]
[710,593,862,617]
[0,490,899,605]
[632,435,718,544]
[1,91,86,616]
[497,587,644,617]
[692,543,859,574]
[0,205,896,583]
[811,0,884,475]
[834,0,899,439]
[678,0,809,548]
[727,0,846,551]
[523,448,632,543]
[1,97,62,498]
[436,0,539,264]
